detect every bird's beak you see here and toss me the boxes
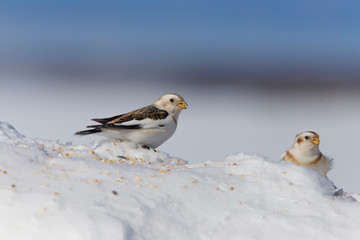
[177,101,188,109]
[312,137,320,145]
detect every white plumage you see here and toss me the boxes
[75,93,187,149]
[281,131,333,176]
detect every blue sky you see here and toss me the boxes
[0,0,359,79]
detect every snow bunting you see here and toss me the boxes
[281,131,333,176]
[75,93,187,149]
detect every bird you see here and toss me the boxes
[75,93,187,149]
[281,131,333,176]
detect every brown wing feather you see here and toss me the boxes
[92,105,169,125]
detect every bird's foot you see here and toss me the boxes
[141,145,157,152]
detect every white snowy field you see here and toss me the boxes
[1,78,360,194]
[1,121,360,240]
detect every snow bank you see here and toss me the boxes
[0,121,359,240]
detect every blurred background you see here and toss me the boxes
[1,1,360,192]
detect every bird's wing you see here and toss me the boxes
[90,105,169,128]
[325,155,334,171]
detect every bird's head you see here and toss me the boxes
[154,93,188,114]
[294,131,320,150]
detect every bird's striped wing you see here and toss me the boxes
[88,105,169,129]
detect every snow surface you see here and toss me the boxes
[1,121,360,240]
[2,79,360,194]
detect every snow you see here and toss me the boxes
[1,121,360,240]
[2,80,360,194]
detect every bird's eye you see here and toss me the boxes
[304,136,309,139]
[170,99,174,103]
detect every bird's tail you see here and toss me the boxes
[74,128,102,136]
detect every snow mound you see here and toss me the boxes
[0,121,360,240]
[0,121,24,144]
[93,140,188,165]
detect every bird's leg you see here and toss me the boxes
[141,145,157,152]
